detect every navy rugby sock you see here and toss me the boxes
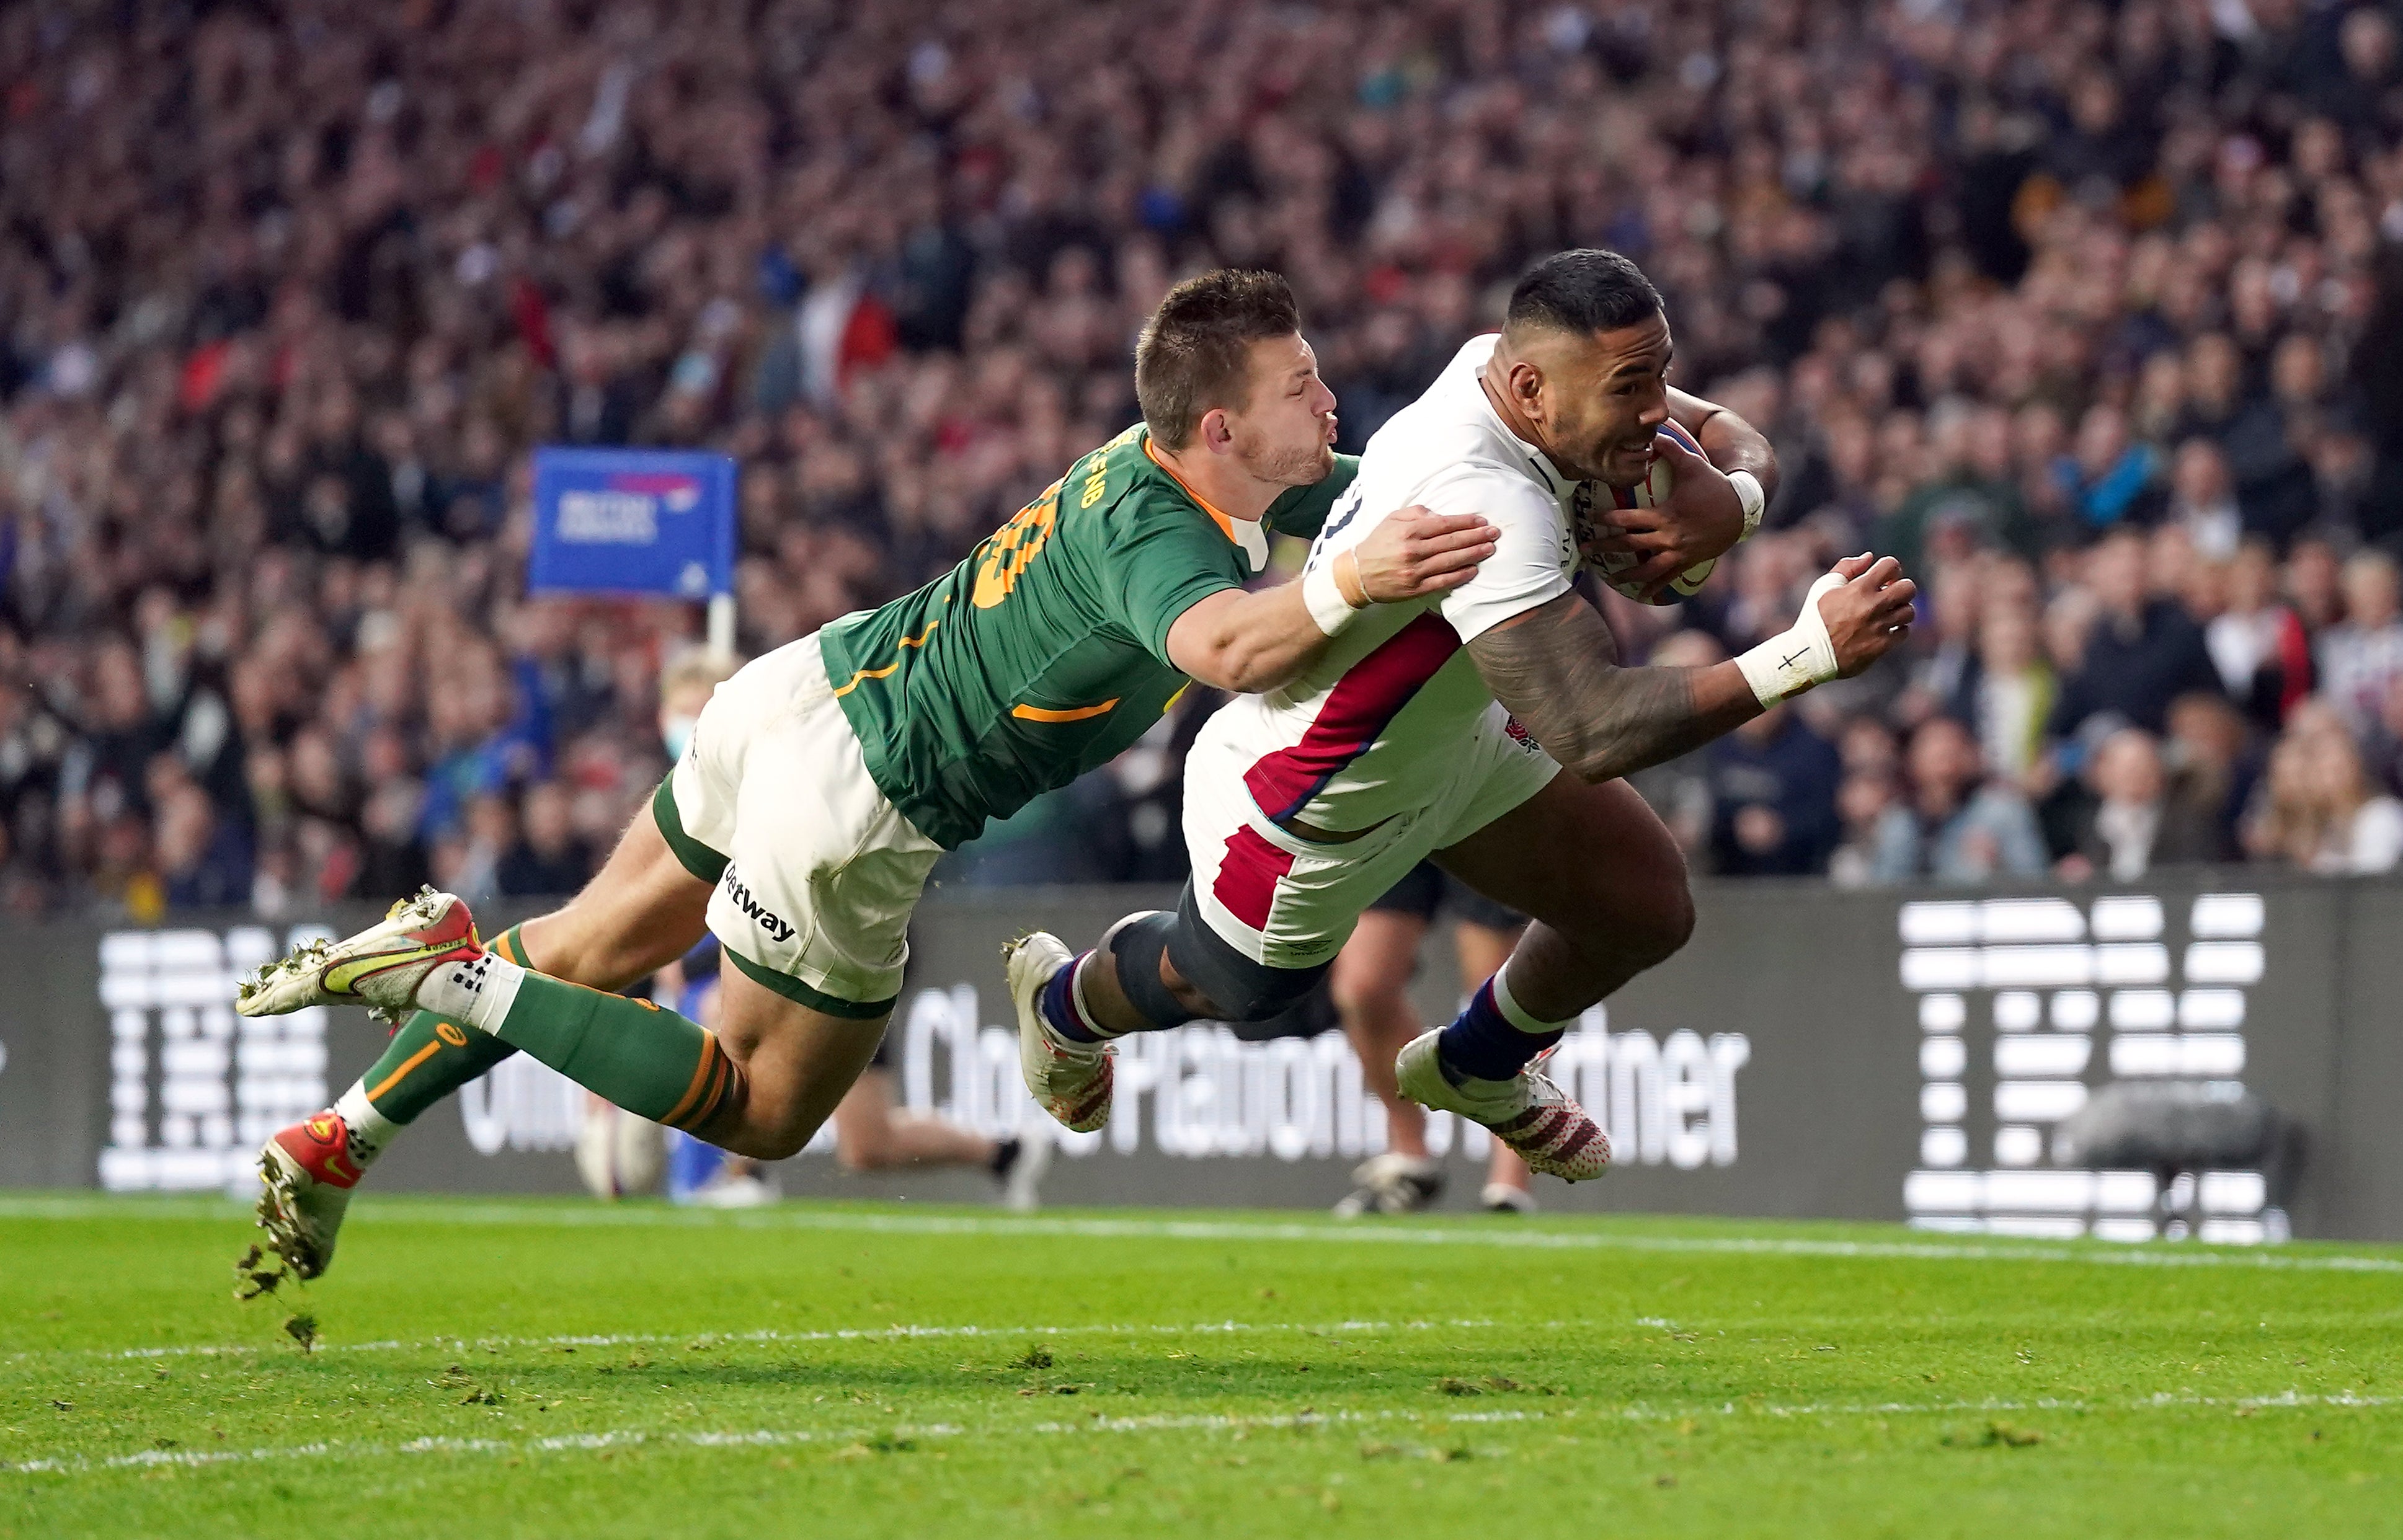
[1040,954,1111,1043]
[1436,975,1566,1085]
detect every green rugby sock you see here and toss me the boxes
[354,924,529,1126]
[422,951,744,1133]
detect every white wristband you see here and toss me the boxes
[1728,470,1766,539]
[1302,557,1365,636]
[1735,570,1844,707]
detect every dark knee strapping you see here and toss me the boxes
[1162,910,1326,1024]
[1108,912,1196,1029]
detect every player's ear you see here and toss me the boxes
[1197,406,1236,455]
[1509,359,1547,419]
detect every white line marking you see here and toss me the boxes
[3,1197,2395,1274]
[12,1391,2397,1478]
[11,1317,1498,1365]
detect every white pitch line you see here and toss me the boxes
[12,1316,1508,1366]
[3,1196,2397,1275]
[11,1389,2397,1479]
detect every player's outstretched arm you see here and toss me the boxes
[1166,505,1497,693]
[1468,554,1916,784]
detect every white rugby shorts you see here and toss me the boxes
[657,632,941,1017]
[1183,699,1560,970]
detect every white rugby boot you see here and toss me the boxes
[1395,1030,1610,1181]
[1005,931,1115,1133]
[1331,1152,1446,1217]
[235,887,483,1029]
[1008,911,1168,1134]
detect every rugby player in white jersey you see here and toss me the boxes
[1009,249,1917,1179]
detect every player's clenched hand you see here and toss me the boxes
[1583,431,1745,598]
[1818,554,1917,678]
[1351,505,1498,601]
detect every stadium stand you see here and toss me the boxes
[5,0,2403,918]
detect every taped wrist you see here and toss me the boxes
[1728,470,1766,539]
[1735,570,1844,707]
[1302,554,1367,636]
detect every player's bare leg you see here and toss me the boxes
[1390,774,1692,1181]
[832,1069,1049,1211]
[1450,917,1537,1212]
[518,805,716,991]
[1328,908,1442,1215]
[1434,776,1694,1022]
[684,963,887,1159]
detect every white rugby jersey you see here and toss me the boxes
[1205,334,1598,833]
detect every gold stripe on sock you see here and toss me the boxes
[366,1040,446,1104]
[695,1050,737,1130]
[686,1052,730,1131]
[492,929,523,965]
[660,1035,721,1130]
[692,1055,745,1130]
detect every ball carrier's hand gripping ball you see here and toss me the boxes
[1576,418,1717,604]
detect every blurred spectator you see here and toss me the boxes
[2048,529,2222,740]
[498,781,592,898]
[2164,693,2260,859]
[2285,537,2348,635]
[1828,769,1898,890]
[1881,407,2033,577]
[655,652,738,768]
[1870,716,2050,885]
[2317,550,2403,737]
[1969,595,2054,787]
[2245,705,2403,874]
[2056,404,2162,534]
[1705,704,1841,877]
[158,781,252,910]
[2058,727,2226,883]
[2221,333,2334,546]
[2162,440,2242,562]
[2206,539,2316,730]
[438,793,514,905]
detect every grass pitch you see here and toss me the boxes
[3,1197,2399,1538]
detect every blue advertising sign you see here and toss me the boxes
[529,447,737,599]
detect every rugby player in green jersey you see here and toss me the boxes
[229,270,1498,1278]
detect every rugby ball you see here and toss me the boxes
[1577,418,1717,604]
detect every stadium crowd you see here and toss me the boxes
[6,0,2403,918]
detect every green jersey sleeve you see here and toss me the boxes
[1263,454,1359,541]
[1096,487,1250,665]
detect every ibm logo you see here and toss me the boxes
[97,924,587,1190]
[1897,893,2281,1244]
[97,926,332,1192]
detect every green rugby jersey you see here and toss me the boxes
[819,425,1356,850]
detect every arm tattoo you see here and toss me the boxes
[1467,593,1759,782]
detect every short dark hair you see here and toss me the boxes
[1505,249,1663,339]
[1136,270,1301,450]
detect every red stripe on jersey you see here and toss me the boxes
[1241,612,1462,821]
[1213,825,1298,933]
